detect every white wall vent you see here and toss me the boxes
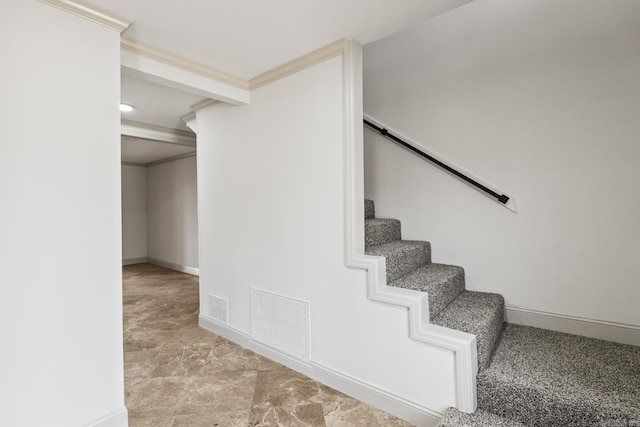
[208,294,229,324]
[250,289,309,362]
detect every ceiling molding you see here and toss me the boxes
[145,152,196,168]
[121,39,250,90]
[249,38,350,90]
[180,112,198,135]
[180,111,197,123]
[121,120,196,146]
[121,161,146,167]
[189,99,219,112]
[122,151,195,168]
[38,0,132,33]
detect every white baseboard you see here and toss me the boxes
[122,257,147,266]
[82,407,128,427]
[311,362,442,427]
[506,306,640,347]
[198,314,442,427]
[147,257,200,276]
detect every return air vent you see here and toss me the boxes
[250,289,309,362]
[208,294,229,324]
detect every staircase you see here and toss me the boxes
[364,199,640,427]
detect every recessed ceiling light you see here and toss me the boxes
[120,103,134,112]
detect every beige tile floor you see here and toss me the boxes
[123,263,414,426]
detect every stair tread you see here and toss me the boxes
[391,263,465,320]
[432,291,504,370]
[438,407,527,427]
[477,324,640,427]
[365,240,431,283]
[365,218,401,248]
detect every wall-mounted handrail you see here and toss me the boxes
[363,119,510,205]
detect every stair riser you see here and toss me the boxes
[427,271,465,321]
[383,243,431,283]
[390,264,466,321]
[365,199,375,219]
[365,219,401,247]
[477,307,504,371]
[431,292,505,371]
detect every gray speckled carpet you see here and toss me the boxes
[477,324,640,427]
[438,407,527,427]
[364,199,640,427]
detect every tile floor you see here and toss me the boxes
[123,263,414,426]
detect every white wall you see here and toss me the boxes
[122,165,148,262]
[364,0,640,327]
[147,155,199,272]
[0,1,126,426]
[197,55,457,419]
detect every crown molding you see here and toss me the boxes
[180,111,198,134]
[189,99,219,112]
[38,0,132,33]
[120,38,350,104]
[120,39,250,90]
[249,38,350,90]
[121,120,196,146]
[180,111,197,123]
[145,152,196,168]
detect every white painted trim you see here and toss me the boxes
[184,117,197,135]
[189,99,219,113]
[147,257,199,276]
[312,362,442,427]
[81,407,128,427]
[342,41,478,413]
[363,114,518,213]
[121,50,250,106]
[122,257,147,266]
[199,315,442,427]
[199,314,313,372]
[181,111,197,125]
[121,39,249,90]
[38,0,131,33]
[250,39,350,90]
[506,306,640,347]
[181,112,198,135]
[121,120,195,146]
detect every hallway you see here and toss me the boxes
[123,264,413,426]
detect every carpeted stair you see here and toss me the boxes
[364,199,640,427]
[438,407,527,427]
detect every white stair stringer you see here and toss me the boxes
[341,40,477,414]
[361,255,478,413]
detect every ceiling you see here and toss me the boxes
[115,0,473,164]
[121,74,204,133]
[120,75,200,164]
[97,0,472,80]
[121,135,195,165]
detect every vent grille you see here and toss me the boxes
[250,289,309,362]
[208,294,229,324]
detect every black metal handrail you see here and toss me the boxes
[364,119,509,204]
